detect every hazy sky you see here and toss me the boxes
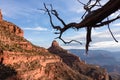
[0,0,120,51]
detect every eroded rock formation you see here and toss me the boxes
[48,40,110,80]
[0,10,111,80]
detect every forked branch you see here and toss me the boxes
[43,3,82,45]
[41,0,120,54]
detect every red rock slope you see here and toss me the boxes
[0,11,110,80]
[0,17,90,80]
[48,40,110,80]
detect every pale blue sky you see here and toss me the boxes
[0,0,120,51]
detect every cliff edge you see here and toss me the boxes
[48,40,110,80]
[0,10,110,80]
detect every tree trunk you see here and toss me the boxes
[77,0,120,28]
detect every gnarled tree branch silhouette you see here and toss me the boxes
[41,0,120,54]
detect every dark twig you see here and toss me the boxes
[50,5,66,26]
[108,24,118,42]
[77,0,85,5]
[107,18,118,42]
[78,0,101,19]
[56,37,82,45]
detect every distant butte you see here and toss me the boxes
[51,40,60,47]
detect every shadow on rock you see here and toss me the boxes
[0,64,17,80]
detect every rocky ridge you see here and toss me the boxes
[0,10,111,80]
[48,40,110,80]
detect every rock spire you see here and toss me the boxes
[51,40,59,47]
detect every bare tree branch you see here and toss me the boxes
[41,0,120,54]
[86,27,92,54]
[42,3,82,45]
[50,5,66,26]
[107,17,118,43]
[94,15,120,27]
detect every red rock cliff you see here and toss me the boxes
[0,14,90,80]
[0,11,110,80]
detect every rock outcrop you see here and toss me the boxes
[0,10,111,80]
[0,11,89,80]
[48,40,110,80]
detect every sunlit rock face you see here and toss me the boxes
[0,9,110,80]
[48,40,110,80]
[0,14,86,80]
